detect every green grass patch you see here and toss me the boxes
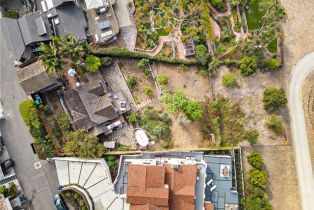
[156,28,169,36]
[267,38,278,53]
[245,0,263,30]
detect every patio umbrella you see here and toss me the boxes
[67,68,76,77]
[135,129,149,147]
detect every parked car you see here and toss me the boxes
[0,100,4,120]
[53,194,68,210]
[1,159,14,174]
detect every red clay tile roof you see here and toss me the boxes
[127,165,169,207]
[204,202,215,210]
[127,164,198,210]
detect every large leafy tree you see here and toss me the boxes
[63,130,105,158]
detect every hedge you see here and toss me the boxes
[93,47,197,65]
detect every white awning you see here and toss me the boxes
[135,129,149,147]
[85,0,104,10]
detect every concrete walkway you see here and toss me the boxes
[289,52,314,210]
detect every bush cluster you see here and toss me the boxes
[222,72,237,88]
[19,100,56,159]
[266,114,284,135]
[263,88,287,113]
[157,74,170,85]
[240,56,257,76]
[127,75,138,89]
[243,152,272,210]
[163,90,203,121]
[138,109,171,141]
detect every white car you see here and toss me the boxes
[0,100,4,119]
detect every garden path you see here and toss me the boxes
[134,36,172,56]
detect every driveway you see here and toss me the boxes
[0,27,58,210]
[289,52,314,210]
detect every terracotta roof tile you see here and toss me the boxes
[127,164,198,210]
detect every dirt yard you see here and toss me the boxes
[155,63,211,101]
[242,146,301,210]
[212,66,289,146]
[117,59,159,104]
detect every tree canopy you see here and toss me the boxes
[85,55,101,73]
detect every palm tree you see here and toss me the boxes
[39,38,64,76]
[58,33,85,62]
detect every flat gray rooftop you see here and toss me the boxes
[204,156,239,210]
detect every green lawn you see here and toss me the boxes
[156,28,169,36]
[245,0,263,30]
[267,38,278,53]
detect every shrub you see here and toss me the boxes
[179,64,188,72]
[247,152,264,169]
[19,100,42,129]
[263,88,287,113]
[138,58,151,77]
[267,58,280,70]
[127,75,137,89]
[245,130,259,145]
[55,112,71,131]
[195,44,210,66]
[2,9,20,19]
[157,74,170,85]
[159,113,172,125]
[101,57,113,66]
[222,72,237,87]
[144,86,153,96]
[138,109,171,141]
[240,56,257,76]
[266,114,284,135]
[163,90,203,121]
[210,0,226,12]
[248,168,267,189]
[85,55,101,72]
[126,112,139,123]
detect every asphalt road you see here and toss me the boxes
[0,28,58,209]
[289,52,314,210]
